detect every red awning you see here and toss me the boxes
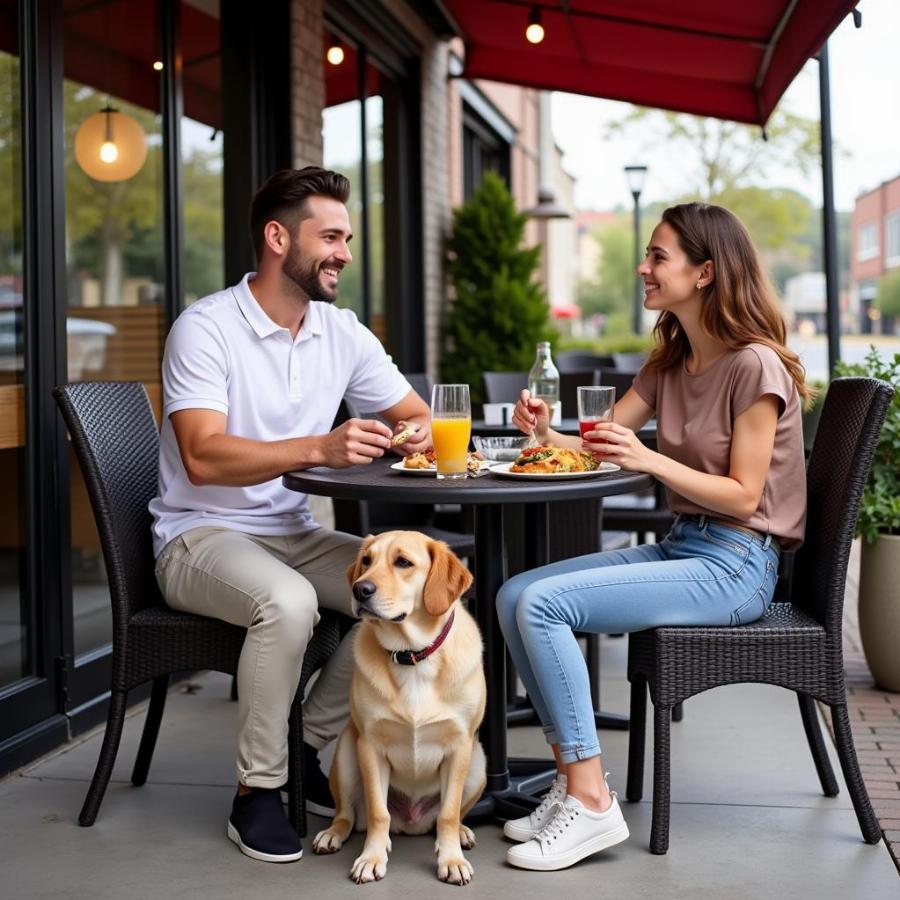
[441,1,858,125]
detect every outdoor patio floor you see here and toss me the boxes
[3,544,899,898]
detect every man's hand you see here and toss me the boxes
[391,419,431,457]
[320,418,393,468]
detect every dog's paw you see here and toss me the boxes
[313,827,345,854]
[350,851,388,884]
[459,824,476,849]
[437,854,474,886]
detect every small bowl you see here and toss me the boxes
[472,435,531,462]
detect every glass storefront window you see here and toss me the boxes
[322,34,388,345]
[181,0,223,307]
[323,32,364,320]
[63,0,166,656]
[0,0,27,688]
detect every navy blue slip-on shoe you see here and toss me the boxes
[227,788,303,863]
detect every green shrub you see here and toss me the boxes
[834,349,900,543]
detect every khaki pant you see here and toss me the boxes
[155,525,360,788]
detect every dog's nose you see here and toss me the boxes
[352,580,377,603]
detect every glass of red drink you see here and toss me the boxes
[577,386,615,444]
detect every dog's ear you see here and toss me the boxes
[346,536,374,588]
[423,540,473,616]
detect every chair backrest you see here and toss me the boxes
[612,351,647,371]
[405,372,433,405]
[482,371,527,404]
[793,377,893,635]
[556,351,615,373]
[595,367,637,401]
[53,381,163,626]
[559,370,601,418]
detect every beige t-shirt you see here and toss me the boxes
[632,344,806,549]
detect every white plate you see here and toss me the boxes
[390,459,437,476]
[490,461,621,480]
[389,459,496,477]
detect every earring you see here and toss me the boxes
[696,281,702,290]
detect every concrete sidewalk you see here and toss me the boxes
[2,541,898,898]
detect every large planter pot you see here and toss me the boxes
[858,533,900,692]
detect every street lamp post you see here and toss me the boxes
[624,165,648,335]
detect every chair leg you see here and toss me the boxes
[796,693,839,797]
[830,703,882,844]
[626,677,647,802]
[586,634,601,711]
[79,689,129,827]
[287,686,306,837]
[650,703,672,855]
[131,675,169,787]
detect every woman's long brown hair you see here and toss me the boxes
[645,203,811,403]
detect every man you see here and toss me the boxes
[150,167,430,863]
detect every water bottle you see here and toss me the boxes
[528,342,560,422]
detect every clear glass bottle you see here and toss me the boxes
[528,341,560,421]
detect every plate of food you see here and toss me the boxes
[490,445,620,479]
[390,450,492,476]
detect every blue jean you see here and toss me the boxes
[496,515,780,765]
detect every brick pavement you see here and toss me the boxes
[827,541,900,874]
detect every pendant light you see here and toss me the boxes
[75,104,147,182]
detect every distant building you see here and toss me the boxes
[783,271,826,334]
[850,174,900,334]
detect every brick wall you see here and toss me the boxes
[291,0,324,167]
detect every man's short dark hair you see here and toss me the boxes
[249,166,351,258]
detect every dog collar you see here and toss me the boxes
[390,611,455,666]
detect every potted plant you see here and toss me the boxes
[442,172,555,408]
[835,349,900,690]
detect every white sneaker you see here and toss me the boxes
[506,794,629,871]
[503,773,567,842]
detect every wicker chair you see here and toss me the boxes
[626,377,892,853]
[53,381,342,834]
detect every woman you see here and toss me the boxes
[497,203,809,871]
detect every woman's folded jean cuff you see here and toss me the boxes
[557,743,602,765]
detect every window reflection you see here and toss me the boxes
[181,0,223,306]
[322,34,388,345]
[64,0,167,655]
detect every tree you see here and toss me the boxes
[441,173,555,406]
[576,220,632,313]
[875,270,900,321]
[604,107,820,200]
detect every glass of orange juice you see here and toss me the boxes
[431,384,471,479]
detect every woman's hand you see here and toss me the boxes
[512,389,550,440]
[583,421,657,472]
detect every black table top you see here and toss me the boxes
[283,458,654,505]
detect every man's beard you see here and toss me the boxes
[282,241,341,303]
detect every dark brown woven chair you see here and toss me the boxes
[53,381,342,834]
[626,376,892,853]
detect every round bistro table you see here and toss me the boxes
[284,459,654,819]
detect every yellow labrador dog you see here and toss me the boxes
[313,531,486,885]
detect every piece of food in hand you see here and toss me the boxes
[391,421,420,446]
[510,445,599,474]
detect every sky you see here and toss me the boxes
[551,0,900,213]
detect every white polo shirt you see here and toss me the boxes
[149,273,411,557]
